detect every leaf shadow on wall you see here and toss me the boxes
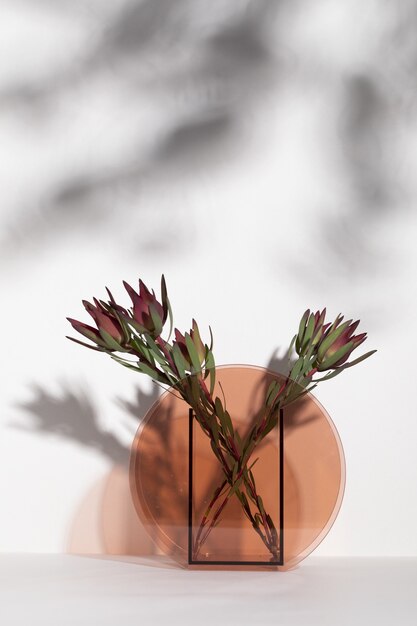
[306,73,400,282]
[1,0,284,264]
[283,12,417,300]
[15,384,160,556]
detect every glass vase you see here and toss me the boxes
[129,365,345,570]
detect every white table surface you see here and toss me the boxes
[1,555,416,625]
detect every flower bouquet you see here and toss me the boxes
[67,275,376,565]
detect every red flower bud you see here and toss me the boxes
[66,318,106,347]
[83,300,124,344]
[315,318,368,370]
[123,278,165,337]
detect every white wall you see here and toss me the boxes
[1,0,416,556]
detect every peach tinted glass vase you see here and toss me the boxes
[129,365,345,570]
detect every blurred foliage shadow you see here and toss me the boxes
[15,384,160,467]
[1,0,283,260]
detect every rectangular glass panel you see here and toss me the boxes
[188,408,283,565]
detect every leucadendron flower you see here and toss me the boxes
[67,299,127,352]
[313,316,370,372]
[293,308,376,382]
[66,275,170,353]
[123,276,169,338]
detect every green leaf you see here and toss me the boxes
[137,361,158,377]
[302,313,315,351]
[149,303,163,337]
[208,325,214,352]
[240,444,254,471]
[143,334,168,366]
[247,457,259,473]
[239,491,249,509]
[110,354,140,372]
[211,415,219,445]
[189,374,201,405]
[260,417,277,438]
[304,342,315,363]
[185,333,201,373]
[282,384,316,406]
[204,350,215,374]
[289,356,305,381]
[160,274,169,324]
[214,396,224,419]
[99,328,126,352]
[124,317,147,336]
[215,398,232,437]
[130,336,152,362]
[210,439,222,463]
[296,310,309,352]
[265,380,278,407]
[172,343,187,379]
[316,350,376,380]
[257,495,265,516]
[192,322,203,354]
[287,333,297,358]
[137,362,168,383]
[209,364,216,396]
[315,369,341,382]
[327,313,344,336]
[198,384,214,411]
[228,474,244,498]
[66,336,106,352]
[341,349,377,369]
[148,347,166,367]
[166,298,174,341]
[223,410,234,437]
